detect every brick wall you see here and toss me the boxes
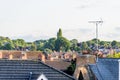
[74,55,95,80]
[0,50,45,62]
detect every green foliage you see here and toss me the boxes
[100,41,105,45]
[36,43,44,51]
[44,38,56,51]
[111,40,117,46]
[16,39,26,47]
[35,40,46,51]
[12,40,18,48]
[3,42,14,50]
[55,28,71,52]
[107,52,120,58]
[57,28,62,38]
[55,36,70,52]
[111,40,120,48]
[65,59,76,75]
[30,43,37,51]
[1,28,120,55]
[81,42,88,50]
[70,39,80,52]
[44,48,53,54]
[0,37,14,50]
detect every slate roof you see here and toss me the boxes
[0,59,75,80]
[89,58,119,80]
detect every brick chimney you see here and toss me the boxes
[74,55,96,80]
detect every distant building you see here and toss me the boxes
[0,50,45,62]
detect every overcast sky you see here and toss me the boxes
[0,0,120,42]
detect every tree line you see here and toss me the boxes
[0,28,120,54]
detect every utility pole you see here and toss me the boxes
[89,19,103,62]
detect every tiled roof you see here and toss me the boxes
[89,64,103,80]
[0,59,75,80]
[45,60,71,70]
[89,58,119,80]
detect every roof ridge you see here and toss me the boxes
[37,60,76,80]
[0,59,76,80]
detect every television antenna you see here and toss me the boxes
[88,19,103,50]
[88,19,103,62]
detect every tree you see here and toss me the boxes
[70,39,80,52]
[35,40,47,51]
[55,28,70,52]
[111,40,118,48]
[12,40,19,50]
[100,41,105,46]
[30,43,37,51]
[55,37,70,52]
[37,43,44,51]
[64,58,76,76]
[17,39,26,47]
[3,42,14,50]
[81,42,88,50]
[57,28,62,38]
[44,38,56,51]
[70,39,78,45]
[44,48,53,54]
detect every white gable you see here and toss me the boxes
[37,74,48,80]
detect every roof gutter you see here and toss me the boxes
[118,59,120,80]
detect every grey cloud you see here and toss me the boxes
[11,35,50,42]
[104,33,120,39]
[74,0,102,10]
[76,5,90,9]
[79,28,92,33]
[63,28,93,34]
[115,27,120,31]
